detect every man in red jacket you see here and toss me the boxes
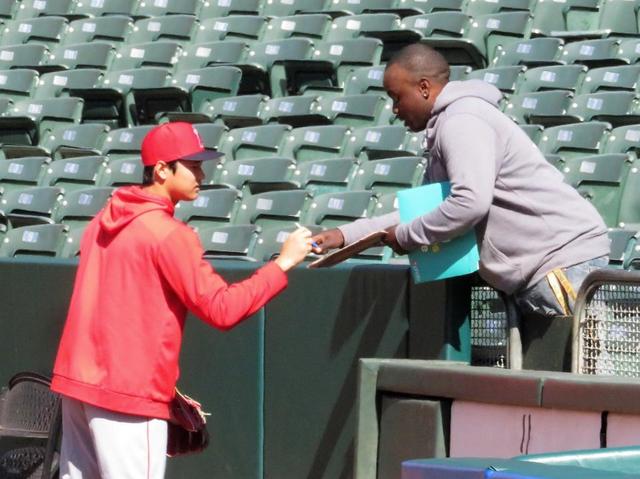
[51,122,312,478]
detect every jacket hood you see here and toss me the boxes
[100,186,174,234]
[432,80,503,116]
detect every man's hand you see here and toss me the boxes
[311,228,345,254]
[382,225,408,255]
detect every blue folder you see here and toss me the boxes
[397,182,479,283]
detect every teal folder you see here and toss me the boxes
[397,182,479,283]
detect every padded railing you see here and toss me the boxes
[572,269,640,377]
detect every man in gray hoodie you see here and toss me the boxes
[311,43,610,318]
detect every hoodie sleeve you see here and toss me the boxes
[395,113,497,249]
[156,224,288,330]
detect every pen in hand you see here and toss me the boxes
[295,223,320,249]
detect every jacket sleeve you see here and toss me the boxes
[337,211,400,246]
[395,113,498,250]
[156,225,288,330]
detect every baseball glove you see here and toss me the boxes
[166,389,210,457]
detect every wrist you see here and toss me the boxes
[274,256,295,272]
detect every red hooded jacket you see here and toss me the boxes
[51,186,287,420]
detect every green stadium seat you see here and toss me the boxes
[235,189,309,228]
[47,41,116,70]
[560,38,625,68]
[15,0,74,20]
[251,223,323,261]
[0,223,66,257]
[342,65,385,95]
[220,124,290,160]
[197,224,260,260]
[0,69,39,102]
[325,12,409,40]
[198,158,222,189]
[314,94,393,127]
[110,41,181,71]
[293,157,356,195]
[394,0,463,15]
[280,124,351,161]
[178,40,248,72]
[0,44,49,72]
[565,92,640,127]
[516,64,587,94]
[35,69,103,99]
[607,227,637,268]
[530,0,600,40]
[0,185,62,228]
[192,123,228,152]
[218,157,297,194]
[601,125,640,157]
[538,121,611,159]
[518,124,544,143]
[502,90,574,126]
[39,156,105,193]
[345,124,417,160]
[0,2,19,20]
[260,0,327,17]
[195,15,267,43]
[616,38,640,64]
[303,190,374,228]
[175,187,241,228]
[52,186,112,227]
[2,16,68,46]
[580,65,640,94]
[0,157,48,196]
[349,156,424,194]
[466,65,524,94]
[70,0,136,19]
[490,37,563,67]
[100,125,154,159]
[401,12,469,63]
[58,223,84,257]
[96,156,143,186]
[560,153,634,227]
[63,16,133,45]
[449,64,471,80]
[262,14,331,42]
[169,66,242,116]
[618,165,640,228]
[133,0,198,19]
[463,0,534,17]
[197,0,261,18]
[262,95,325,128]
[39,123,110,159]
[206,93,267,128]
[128,15,198,44]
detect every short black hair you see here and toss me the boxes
[386,43,450,84]
[142,160,178,186]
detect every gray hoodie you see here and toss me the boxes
[339,80,610,294]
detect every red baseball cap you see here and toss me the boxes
[140,122,223,167]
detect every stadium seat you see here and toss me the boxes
[169,66,243,115]
[197,0,262,18]
[371,191,398,217]
[197,224,260,260]
[401,12,470,64]
[538,121,611,159]
[502,91,574,126]
[490,37,563,67]
[2,16,68,46]
[303,190,375,228]
[0,223,66,257]
[280,125,351,161]
[560,153,634,227]
[178,40,249,72]
[235,189,310,228]
[251,224,323,261]
[39,123,110,159]
[518,124,544,143]
[607,227,638,268]
[592,0,640,38]
[70,0,136,18]
[293,157,357,195]
[192,123,228,152]
[58,223,84,257]
[218,157,297,194]
[560,38,624,68]
[616,38,640,64]
[0,44,49,72]
[128,15,198,44]
[565,92,640,127]
[219,124,290,160]
[207,93,268,128]
[52,186,112,230]
[601,125,640,157]
[175,188,241,229]
[39,156,105,193]
[47,41,116,70]
[341,65,385,95]
[466,65,524,94]
[326,12,418,45]
[15,0,74,20]
[349,156,424,195]
[449,65,471,81]
[516,64,587,94]
[463,0,534,17]
[261,95,325,128]
[0,2,19,20]
[63,16,134,45]
[0,69,39,102]
[389,0,464,15]
[0,156,49,196]
[133,0,198,19]
[0,186,62,228]
[195,15,267,43]
[35,69,103,99]
[110,41,181,71]
[580,65,640,94]
[100,125,154,159]
[344,125,418,160]
[96,157,143,186]
[314,94,393,127]
[260,0,327,18]
[618,166,640,228]
[530,0,600,40]
[262,14,331,42]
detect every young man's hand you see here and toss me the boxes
[382,225,408,255]
[311,229,345,254]
[275,227,313,272]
